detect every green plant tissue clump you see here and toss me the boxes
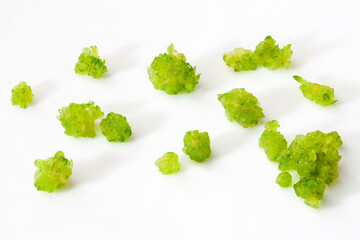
[34,151,73,193]
[11,81,33,108]
[182,130,211,162]
[293,75,337,106]
[276,172,292,188]
[155,152,180,175]
[100,112,132,142]
[148,44,201,95]
[75,46,108,78]
[57,101,104,137]
[294,177,325,209]
[259,120,287,162]
[223,47,258,72]
[218,88,265,128]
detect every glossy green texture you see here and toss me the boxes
[75,46,108,78]
[293,75,337,106]
[182,130,211,162]
[218,88,265,128]
[34,151,73,193]
[254,36,292,70]
[57,101,104,137]
[276,172,292,187]
[148,44,201,95]
[294,177,325,209]
[155,152,180,175]
[100,112,132,142]
[259,120,287,162]
[11,81,33,108]
[223,47,258,72]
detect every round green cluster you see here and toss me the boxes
[155,152,180,175]
[11,81,33,108]
[100,112,132,142]
[57,101,104,137]
[148,44,201,95]
[276,172,292,188]
[75,46,108,78]
[259,120,287,162]
[218,88,265,128]
[223,47,258,72]
[34,151,73,193]
[182,130,211,162]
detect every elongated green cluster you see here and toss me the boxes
[57,101,104,137]
[148,44,201,95]
[34,151,73,193]
[75,46,108,78]
[218,88,265,128]
[293,75,337,106]
[11,81,33,108]
[155,152,180,175]
[100,112,132,142]
[276,172,292,187]
[183,130,211,162]
[259,120,287,162]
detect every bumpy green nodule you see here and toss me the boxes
[57,101,104,137]
[218,88,265,128]
[34,151,73,193]
[223,47,258,72]
[259,120,287,162]
[293,75,337,106]
[183,130,211,162]
[100,112,132,142]
[148,44,201,95]
[75,46,108,78]
[276,172,292,187]
[294,177,325,209]
[155,152,180,175]
[11,81,33,108]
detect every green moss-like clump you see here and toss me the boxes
[155,152,180,175]
[182,130,211,162]
[223,47,258,72]
[75,46,108,78]
[259,120,287,162]
[218,88,265,128]
[100,112,132,142]
[293,75,337,106]
[34,151,73,193]
[148,44,201,95]
[11,81,33,108]
[276,172,292,187]
[57,101,104,137]
[294,177,325,209]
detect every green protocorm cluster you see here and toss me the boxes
[218,88,265,128]
[183,130,211,162]
[148,44,201,95]
[75,46,108,78]
[223,36,292,72]
[293,75,337,106]
[100,112,132,142]
[57,101,104,137]
[34,151,73,193]
[11,81,33,108]
[155,152,180,175]
[259,120,287,162]
[276,172,292,188]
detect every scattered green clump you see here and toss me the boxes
[148,44,201,95]
[259,120,287,162]
[155,152,180,175]
[294,177,325,209]
[34,151,73,193]
[183,130,211,162]
[276,172,292,187]
[75,46,108,78]
[11,81,33,108]
[57,101,104,137]
[100,112,132,142]
[293,75,337,106]
[223,48,258,72]
[218,88,265,128]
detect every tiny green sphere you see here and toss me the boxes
[75,46,108,78]
[259,120,287,162]
[182,130,211,162]
[100,112,132,142]
[11,81,33,108]
[34,151,73,193]
[294,177,326,209]
[276,172,292,187]
[155,152,180,175]
[218,88,265,128]
[223,47,258,72]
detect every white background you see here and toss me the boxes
[1,0,360,239]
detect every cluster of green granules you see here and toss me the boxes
[155,152,180,174]
[148,44,201,95]
[75,46,108,78]
[11,81,33,108]
[183,130,211,162]
[293,75,337,106]
[223,36,292,72]
[218,88,265,128]
[34,151,73,193]
[259,120,343,208]
[100,112,132,142]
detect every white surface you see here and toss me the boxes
[1,0,360,239]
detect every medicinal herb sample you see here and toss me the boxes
[155,152,180,175]
[183,130,211,162]
[100,112,132,142]
[75,46,108,78]
[11,81,33,108]
[259,120,287,162]
[223,47,258,72]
